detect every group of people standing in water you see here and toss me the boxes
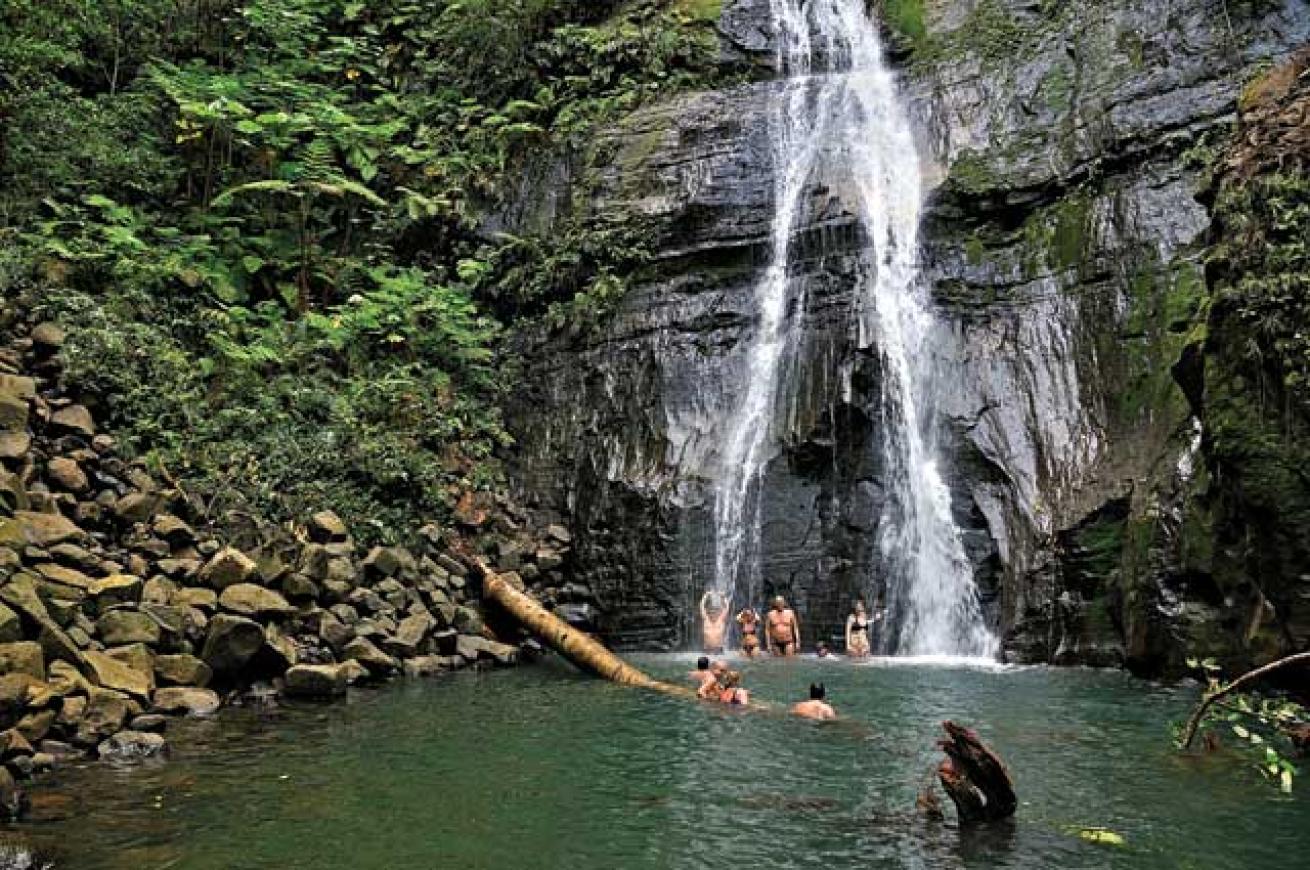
[689,593,883,720]
[699,592,882,658]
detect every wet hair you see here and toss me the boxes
[697,656,710,671]
[723,670,742,688]
[809,683,826,700]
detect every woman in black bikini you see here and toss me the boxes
[845,600,871,658]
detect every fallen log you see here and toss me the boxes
[1179,652,1310,750]
[936,721,1017,824]
[475,559,692,699]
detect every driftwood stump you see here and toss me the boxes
[936,721,1017,824]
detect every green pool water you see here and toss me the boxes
[9,655,1310,869]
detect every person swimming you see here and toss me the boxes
[791,683,836,720]
[688,655,713,685]
[815,641,832,658]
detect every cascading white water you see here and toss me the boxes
[710,0,997,657]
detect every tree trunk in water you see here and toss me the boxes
[936,721,1017,824]
[476,559,691,699]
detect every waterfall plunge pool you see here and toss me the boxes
[10,655,1309,869]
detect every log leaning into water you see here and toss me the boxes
[936,721,1017,824]
[476,559,692,699]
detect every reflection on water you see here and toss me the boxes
[5,655,1309,869]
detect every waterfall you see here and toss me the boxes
[709,0,997,657]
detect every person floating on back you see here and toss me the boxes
[688,655,713,685]
[700,590,730,654]
[736,607,761,658]
[791,683,836,720]
[766,595,801,656]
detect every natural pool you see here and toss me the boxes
[8,654,1310,869]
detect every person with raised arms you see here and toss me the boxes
[700,590,730,654]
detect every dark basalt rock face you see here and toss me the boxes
[507,0,1310,670]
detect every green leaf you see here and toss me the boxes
[241,256,265,274]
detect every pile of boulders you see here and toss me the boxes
[0,319,576,818]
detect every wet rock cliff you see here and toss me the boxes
[507,0,1310,672]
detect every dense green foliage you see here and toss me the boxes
[0,0,725,539]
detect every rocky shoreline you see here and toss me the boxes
[0,317,592,820]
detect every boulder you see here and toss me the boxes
[308,510,349,543]
[0,604,21,644]
[45,458,89,494]
[11,511,83,548]
[129,714,168,732]
[174,587,217,611]
[218,583,294,619]
[342,637,398,676]
[82,651,152,701]
[403,655,453,678]
[96,610,161,645]
[140,603,186,637]
[0,374,34,401]
[37,619,84,668]
[151,687,220,717]
[151,514,195,546]
[261,624,298,671]
[104,643,154,677]
[49,405,94,438]
[153,654,212,687]
[0,472,26,515]
[0,729,33,760]
[198,547,258,589]
[112,492,161,524]
[455,635,518,666]
[141,576,178,605]
[0,767,24,820]
[56,695,87,728]
[200,614,264,673]
[0,575,48,622]
[97,730,167,763]
[156,558,199,580]
[0,394,27,434]
[318,613,354,654]
[77,689,130,743]
[0,643,44,679]
[452,605,485,635]
[29,322,66,351]
[15,709,54,743]
[47,660,92,696]
[34,562,95,595]
[283,664,350,698]
[381,611,433,659]
[281,573,319,602]
[435,554,467,577]
[84,574,143,614]
[0,433,29,460]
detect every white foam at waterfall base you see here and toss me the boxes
[710,0,997,658]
